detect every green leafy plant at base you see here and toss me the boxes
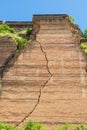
[24,120,48,130]
[0,121,20,130]
[56,123,70,130]
[0,24,32,49]
[1,121,87,130]
[74,124,87,130]
[56,124,87,130]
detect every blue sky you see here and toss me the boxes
[0,0,87,31]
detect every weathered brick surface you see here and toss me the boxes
[0,36,16,70]
[28,15,87,129]
[5,21,33,32]
[1,40,49,126]
[0,14,86,129]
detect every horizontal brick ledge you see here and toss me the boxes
[33,14,68,21]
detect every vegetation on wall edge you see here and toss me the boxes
[0,120,87,130]
[0,24,32,50]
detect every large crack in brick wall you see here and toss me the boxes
[0,39,50,126]
[23,15,87,129]
[15,40,52,127]
[0,14,87,129]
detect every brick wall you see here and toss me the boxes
[0,14,87,129]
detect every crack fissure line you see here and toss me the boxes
[15,40,53,127]
[37,40,52,76]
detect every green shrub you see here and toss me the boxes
[18,29,27,35]
[0,24,15,33]
[18,28,32,36]
[74,125,87,130]
[81,29,87,40]
[10,33,27,46]
[56,123,70,130]
[1,121,87,130]
[0,24,32,49]
[26,28,32,36]
[80,43,87,49]
[0,121,19,130]
[24,120,48,130]
[69,16,74,23]
[80,28,87,54]
[14,36,27,49]
[80,43,87,54]
[56,124,87,130]
[82,29,87,39]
